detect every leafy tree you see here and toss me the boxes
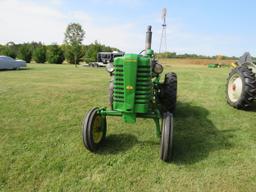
[0,44,3,54]
[83,41,119,63]
[33,46,46,63]
[18,44,32,63]
[63,44,85,64]
[1,42,18,58]
[46,44,64,64]
[30,42,42,50]
[84,42,102,63]
[64,23,85,66]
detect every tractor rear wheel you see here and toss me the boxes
[159,72,177,113]
[226,66,256,109]
[82,108,107,152]
[160,112,174,162]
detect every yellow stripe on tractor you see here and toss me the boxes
[230,62,238,68]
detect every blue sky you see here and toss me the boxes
[0,0,255,56]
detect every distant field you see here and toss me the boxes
[0,63,255,191]
[159,58,235,66]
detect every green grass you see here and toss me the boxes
[0,63,256,192]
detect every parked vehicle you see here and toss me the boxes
[88,52,124,67]
[0,56,27,70]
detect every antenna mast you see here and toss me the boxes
[159,8,167,53]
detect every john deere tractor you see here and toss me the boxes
[82,26,177,162]
[226,52,256,109]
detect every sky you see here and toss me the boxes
[0,0,256,56]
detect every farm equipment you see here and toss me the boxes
[82,26,177,162]
[208,55,228,68]
[226,52,256,109]
[88,52,124,67]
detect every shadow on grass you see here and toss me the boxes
[98,134,160,155]
[97,102,234,164]
[173,102,234,164]
[0,68,31,72]
[98,134,138,155]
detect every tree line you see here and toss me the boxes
[0,43,243,63]
[0,41,119,64]
[0,23,119,64]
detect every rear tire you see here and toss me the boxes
[226,66,256,109]
[160,112,174,162]
[159,72,178,113]
[82,108,107,152]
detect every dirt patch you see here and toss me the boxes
[159,58,235,66]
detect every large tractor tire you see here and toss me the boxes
[82,108,107,152]
[160,112,174,162]
[159,72,178,113]
[226,66,256,109]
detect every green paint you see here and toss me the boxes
[112,53,153,123]
[103,48,162,135]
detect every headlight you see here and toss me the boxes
[153,63,163,74]
[106,63,114,73]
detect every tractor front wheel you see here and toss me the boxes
[226,66,256,109]
[159,72,178,113]
[160,112,174,162]
[82,108,107,152]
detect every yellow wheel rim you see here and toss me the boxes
[92,116,103,144]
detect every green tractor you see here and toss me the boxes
[226,52,256,109]
[82,26,177,162]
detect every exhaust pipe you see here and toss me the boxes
[145,25,152,50]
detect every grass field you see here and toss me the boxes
[0,62,256,192]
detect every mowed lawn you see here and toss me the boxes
[0,63,255,192]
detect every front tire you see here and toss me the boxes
[160,112,174,162]
[226,66,256,109]
[82,108,107,152]
[159,72,178,113]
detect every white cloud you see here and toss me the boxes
[0,0,66,44]
[48,0,63,6]
[0,0,145,52]
[70,11,144,52]
[0,0,251,56]
[87,0,146,6]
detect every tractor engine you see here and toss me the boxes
[113,53,153,123]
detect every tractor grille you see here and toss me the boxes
[113,63,124,102]
[113,61,152,113]
[135,65,152,104]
